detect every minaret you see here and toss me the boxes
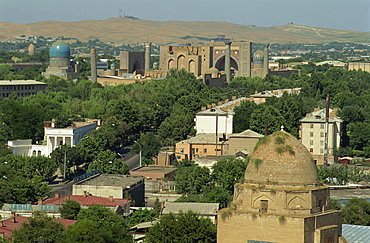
[144,42,152,74]
[90,49,97,83]
[246,42,252,77]
[224,41,232,83]
[263,44,269,77]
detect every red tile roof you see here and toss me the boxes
[0,216,76,239]
[42,195,131,207]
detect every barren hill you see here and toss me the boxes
[0,18,369,44]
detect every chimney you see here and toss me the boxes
[201,107,206,111]
[218,101,223,105]
[224,99,229,103]
[54,193,59,199]
[38,199,43,205]
[231,96,236,100]
[109,196,114,202]
[314,108,320,112]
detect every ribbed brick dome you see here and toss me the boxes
[245,131,319,186]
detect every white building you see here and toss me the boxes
[8,120,98,157]
[194,97,246,134]
[299,108,342,165]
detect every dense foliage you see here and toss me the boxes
[145,211,216,243]
[175,158,247,208]
[317,165,369,185]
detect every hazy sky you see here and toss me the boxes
[1,0,369,32]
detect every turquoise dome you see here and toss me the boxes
[50,40,70,57]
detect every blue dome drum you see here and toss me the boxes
[49,40,70,66]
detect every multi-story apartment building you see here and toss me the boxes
[299,108,342,165]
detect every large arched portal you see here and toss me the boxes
[215,56,238,72]
[188,60,196,74]
[168,59,175,70]
[132,61,143,74]
[177,55,186,70]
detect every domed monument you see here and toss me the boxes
[42,40,79,79]
[217,131,347,243]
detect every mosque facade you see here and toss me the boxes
[157,41,269,80]
[217,131,346,243]
[42,40,79,79]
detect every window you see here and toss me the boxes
[195,148,198,153]
[310,124,314,128]
[180,148,184,153]
[260,200,268,213]
[320,141,324,146]
[310,148,313,152]
[310,140,313,145]
[320,124,325,129]
[310,132,313,137]
[320,132,324,137]
[320,149,324,154]
[204,148,207,154]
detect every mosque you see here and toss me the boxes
[42,40,79,79]
[217,131,346,243]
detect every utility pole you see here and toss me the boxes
[324,92,330,166]
[63,148,67,180]
[134,141,142,167]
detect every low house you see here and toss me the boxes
[0,215,75,239]
[72,174,145,207]
[161,202,219,224]
[42,194,131,215]
[175,129,263,161]
[339,157,353,165]
[130,166,177,181]
[249,88,301,103]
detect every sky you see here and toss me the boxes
[0,0,369,32]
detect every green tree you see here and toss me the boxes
[233,100,257,133]
[128,208,158,226]
[64,219,108,243]
[250,104,286,135]
[76,205,132,243]
[145,211,216,243]
[347,122,370,150]
[59,199,81,220]
[12,213,65,243]
[87,150,129,174]
[174,163,211,194]
[342,198,370,226]
[211,157,248,193]
[132,132,161,160]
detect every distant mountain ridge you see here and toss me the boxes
[0,18,369,44]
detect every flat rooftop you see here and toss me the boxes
[0,80,46,85]
[75,174,145,187]
[131,166,177,174]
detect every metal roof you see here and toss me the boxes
[342,224,370,243]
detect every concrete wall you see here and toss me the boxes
[195,114,233,134]
[73,185,123,199]
[228,137,260,155]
